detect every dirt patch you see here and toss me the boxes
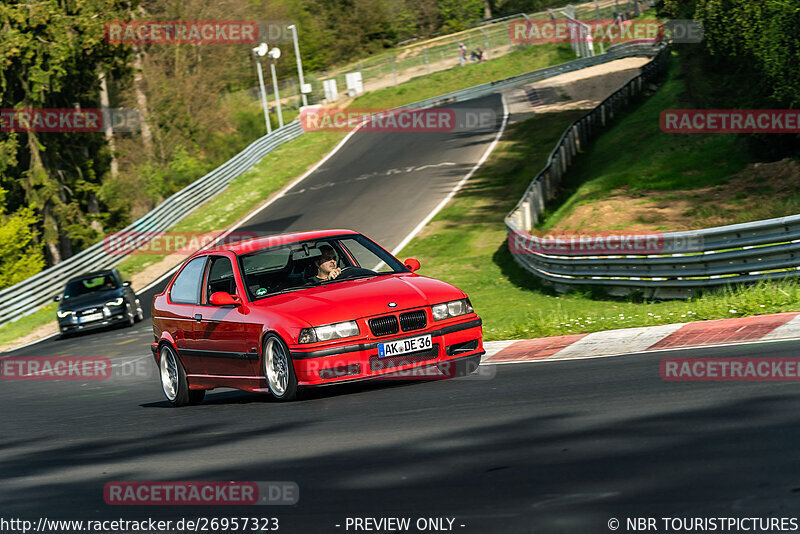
[553,158,800,232]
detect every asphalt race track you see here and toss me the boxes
[4,93,800,533]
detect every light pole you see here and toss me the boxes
[252,43,271,134]
[287,24,308,107]
[267,46,284,128]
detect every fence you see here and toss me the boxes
[0,41,663,327]
[504,43,800,298]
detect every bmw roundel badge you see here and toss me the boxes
[388,302,397,308]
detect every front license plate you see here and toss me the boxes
[78,312,103,324]
[378,334,432,358]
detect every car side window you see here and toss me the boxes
[205,256,237,303]
[170,257,206,304]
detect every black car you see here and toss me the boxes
[54,269,143,337]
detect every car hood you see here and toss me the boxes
[252,274,465,325]
[59,289,122,311]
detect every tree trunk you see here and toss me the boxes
[98,70,119,179]
[484,0,492,19]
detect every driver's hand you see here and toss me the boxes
[329,267,342,279]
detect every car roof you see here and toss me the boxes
[204,229,360,256]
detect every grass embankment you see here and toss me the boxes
[540,51,799,232]
[350,44,576,109]
[397,108,800,341]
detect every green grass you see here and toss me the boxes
[0,303,58,348]
[397,111,800,341]
[350,44,576,110]
[539,50,755,231]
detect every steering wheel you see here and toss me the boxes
[334,266,373,280]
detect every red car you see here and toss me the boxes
[151,229,484,406]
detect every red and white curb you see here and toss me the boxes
[482,312,800,365]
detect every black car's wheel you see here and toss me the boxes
[263,334,298,401]
[125,302,136,327]
[438,355,482,378]
[134,297,144,322]
[159,344,190,407]
[58,329,71,340]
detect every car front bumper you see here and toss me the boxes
[58,309,129,334]
[289,317,484,386]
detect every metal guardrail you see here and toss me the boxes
[0,41,663,327]
[505,44,800,298]
[0,121,304,326]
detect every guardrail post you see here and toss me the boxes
[521,201,532,229]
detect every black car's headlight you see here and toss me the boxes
[431,299,473,321]
[105,297,124,307]
[298,321,360,344]
[57,310,74,318]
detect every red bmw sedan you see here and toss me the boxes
[151,229,484,405]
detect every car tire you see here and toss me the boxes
[159,344,190,407]
[134,298,144,322]
[438,354,481,379]
[125,303,135,327]
[58,329,71,340]
[263,334,298,401]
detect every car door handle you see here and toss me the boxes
[194,314,202,322]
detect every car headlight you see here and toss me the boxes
[57,310,74,318]
[432,298,473,321]
[298,321,360,344]
[105,297,124,307]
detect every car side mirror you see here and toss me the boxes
[53,295,61,302]
[404,258,421,272]
[209,291,241,307]
[123,280,132,287]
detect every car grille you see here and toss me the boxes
[368,315,400,337]
[399,310,426,332]
[370,344,439,371]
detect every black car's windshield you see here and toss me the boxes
[238,234,407,300]
[63,274,118,299]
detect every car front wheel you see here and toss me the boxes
[263,334,298,401]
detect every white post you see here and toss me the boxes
[269,59,284,128]
[255,58,271,134]
[287,25,308,107]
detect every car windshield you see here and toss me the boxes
[238,234,408,300]
[63,274,117,299]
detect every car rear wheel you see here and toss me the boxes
[438,354,481,378]
[159,344,190,407]
[264,334,298,401]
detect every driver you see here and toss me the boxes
[312,244,342,282]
